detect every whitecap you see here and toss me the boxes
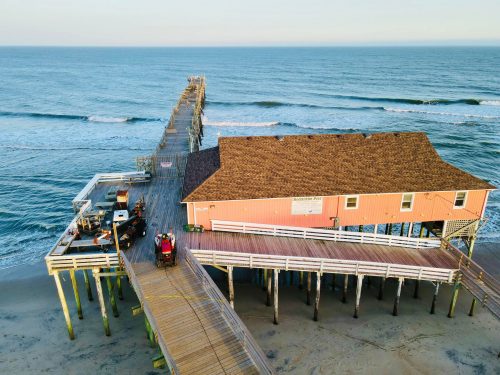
[383,107,499,119]
[87,115,130,123]
[480,100,500,106]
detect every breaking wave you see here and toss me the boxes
[203,119,279,127]
[0,111,161,123]
[383,107,500,119]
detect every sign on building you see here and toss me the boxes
[291,197,323,215]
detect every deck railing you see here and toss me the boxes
[190,249,456,283]
[211,220,441,249]
[184,248,275,374]
[46,252,119,274]
[441,239,500,319]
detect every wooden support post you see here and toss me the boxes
[314,273,321,321]
[93,269,110,336]
[419,223,425,238]
[69,269,83,320]
[373,224,378,234]
[468,298,477,317]
[385,224,389,235]
[413,280,420,299]
[106,271,119,317]
[273,269,279,325]
[53,271,75,340]
[467,236,476,259]
[448,279,461,318]
[407,222,414,237]
[266,269,272,307]
[358,225,363,232]
[152,353,166,369]
[82,269,93,301]
[400,223,405,236]
[430,282,440,314]
[117,274,123,301]
[393,277,404,316]
[331,273,336,291]
[426,227,431,238]
[342,274,348,303]
[263,269,268,292]
[228,266,234,309]
[353,275,364,318]
[145,316,155,347]
[378,277,385,300]
[388,223,393,235]
[299,271,304,290]
[306,272,312,305]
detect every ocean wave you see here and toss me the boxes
[0,111,160,123]
[480,100,500,106]
[316,94,486,106]
[207,100,385,111]
[383,107,500,119]
[203,119,279,127]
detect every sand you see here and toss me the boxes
[0,244,499,374]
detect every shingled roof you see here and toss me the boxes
[182,132,494,202]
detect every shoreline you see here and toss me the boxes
[1,243,498,374]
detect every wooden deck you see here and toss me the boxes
[121,79,273,374]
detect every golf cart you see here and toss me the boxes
[154,232,176,267]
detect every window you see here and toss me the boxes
[401,193,414,211]
[345,195,359,209]
[454,191,467,208]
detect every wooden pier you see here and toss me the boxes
[45,76,500,373]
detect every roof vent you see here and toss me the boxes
[363,133,372,139]
[275,135,285,141]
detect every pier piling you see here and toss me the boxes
[82,269,93,301]
[393,277,404,316]
[273,269,279,325]
[69,269,83,319]
[354,275,364,318]
[228,266,234,309]
[342,274,348,303]
[105,271,119,317]
[313,272,321,321]
[306,272,312,305]
[93,269,110,336]
[266,268,272,307]
[430,282,440,314]
[378,277,385,300]
[53,271,75,340]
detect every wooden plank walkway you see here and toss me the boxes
[121,79,273,374]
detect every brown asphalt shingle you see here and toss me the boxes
[182,132,494,202]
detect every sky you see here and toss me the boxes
[0,0,499,46]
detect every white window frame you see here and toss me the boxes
[345,195,359,210]
[453,191,468,209]
[400,193,414,212]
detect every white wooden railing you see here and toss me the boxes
[45,252,119,274]
[190,249,456,283]
[211,220,441,249]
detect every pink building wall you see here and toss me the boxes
[186,190,489,230]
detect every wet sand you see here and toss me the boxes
[0,244,499,374]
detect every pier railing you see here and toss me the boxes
[184,248,275,374]
[46,252,119,274]
[441,239,500,319]
[190,249,456,283]
[211,220,441,249]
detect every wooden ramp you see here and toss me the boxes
[122,252,271,374]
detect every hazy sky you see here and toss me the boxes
[1,0,499,46]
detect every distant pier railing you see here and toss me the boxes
[211,220,442,249]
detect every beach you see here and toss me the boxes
[1,244,498,374]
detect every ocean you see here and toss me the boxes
[0,47,498,269]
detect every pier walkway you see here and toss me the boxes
[122,79,273,374]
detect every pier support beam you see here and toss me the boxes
[342,274,349,303]
[469,298,477,317]
[448,278,461,318]
[299,271,304,290]
[306,272,312,305]
[331,273,336,291]
[69,269,83,320]
[430,282,440,314]
[313,272,321,321]
[273,269,279,325]
[266,268,272,307]
[53,271,75,340]
[393,278,404,316]
[82,269,93,301]
[378,277,385,300]
[228,266,234,309]
[263,269,268,292]
[105,272,119,317]
[413,280,420,299]
[117,273,123,301]
[93,269,110,336]
[145,316,155,347]
[354,275,364,318]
